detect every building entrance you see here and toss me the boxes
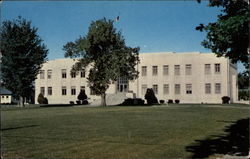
[117,77,129,92]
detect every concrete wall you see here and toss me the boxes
[35,52,237,104]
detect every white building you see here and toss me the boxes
[35,52,238,104]
[0,87,12,104]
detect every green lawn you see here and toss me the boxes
[1,104,249,159]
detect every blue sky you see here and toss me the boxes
[1,1,245,71]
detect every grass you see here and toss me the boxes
[1,104,249,159]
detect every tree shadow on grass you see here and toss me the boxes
[1,125,39,131]
[186,118,249,158]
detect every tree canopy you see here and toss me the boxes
[63,18,140,106]
[196,0,249,69]
[1,16,48,106]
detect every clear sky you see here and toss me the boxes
[1,1,245,71]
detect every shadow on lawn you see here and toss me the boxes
[186,118,249,158]
[1,125,39,131]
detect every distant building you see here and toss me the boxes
[35,52,238,104]
[0,87,12,104]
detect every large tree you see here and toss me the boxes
[63,18,139,106]
[196,0,249,70]
[0,17,48,106]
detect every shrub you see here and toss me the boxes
[159,100,165,104]
[144,88,158,105]
[82,100,89,105]
[222,96,230,104]
[37,93,44,104]
[78,90,88,104]
[120,98,145,106]
[175,99,180,104]
[43,97,48,104]
[76,100,81,105]
[168,99,173,104]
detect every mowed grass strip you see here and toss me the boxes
[1,105,249,159]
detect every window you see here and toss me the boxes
[185,64,192,75]
[62,86,67,95]
[152,66,158,76]
[71,86,76,95]
[163,65,169,75]
[215,63,221,73]
[141,66,147,76]
[48,87,52,95]
[40,87,45,95]
[62,69,67,78]
[40,70,45,79]
[80,70,85,78]
[205,64,211,75]
[163,84,169,94]
[205,83,211,94]
[71,71,76,78]
[153,84,158,94]
[215,83,221,94]
[174,65,180,75]
[2,96,4,98]
[6,96,8,98]
[47,70,52,79]
[186,84,192,94]
[141,84,147,95]
[80,86,85,91]
[175,84,180,94]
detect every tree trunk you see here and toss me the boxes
[100,93,106,107]
[19,96,25,107]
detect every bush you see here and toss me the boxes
[222,96,230,104]
[120,98,145,106]
[43,97,48,104]
[159,100,165,104]
[37,93,44,104]
[78,90,88,104]
[82,100,89,105]
[76,100,81,105]
[144,88,158,105]
[175,99,180,104]
[168,99,173,104]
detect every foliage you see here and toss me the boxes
[43,97,48,104]
[144,88,158,105]
[238,90,249,100]
[196,0,249,69]
[159,100,165,104]
[120,98,145,106]
[77,90,87,101]
[238,72,249,89]
[77,90,88,104]
[168,99,173,104]
[222,96,230,104]
[37,93,44,104]
[175,99,180,104]
[63,18,139,106]
[0,16,48,106]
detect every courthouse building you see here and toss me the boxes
[35,52,238,104]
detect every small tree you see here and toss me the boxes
[77,90,87,104]
[144,88,158,105]
[37,93,44,104]
[63,18,139,106]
